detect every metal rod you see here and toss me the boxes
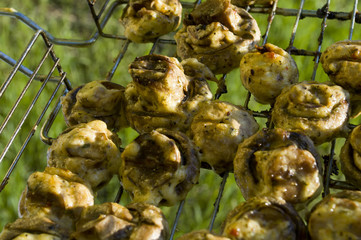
[0,72,66,192]
[150,38,160,54]
[87,0,126,40]
[93,0,112,19]
[0,44,54,135]
[349,0,359,40]
[323,139,336,197]
[114,185,124,203]
[261,0,278,46]
[0,51,62,83]
[0,30,42,98]
[330,179,359,190]
[0,58,62,164]
[249,7,361,21]
[106,40,131,81]
[40,96,64,145]
[208,172,229,231]
[169,200,185,240]
[311,1,330,81]
[287,0,305,53]
[244,91,251,109]
[215,75,227,100]
[0,8,99,47]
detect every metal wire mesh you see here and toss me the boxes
[1,0,361,239]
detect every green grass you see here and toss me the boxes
[1,0,361,238]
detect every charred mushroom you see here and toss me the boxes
[221,196,308,240]
[233,128,323,208]
[119,128,200,206]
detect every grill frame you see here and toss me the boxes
[1,0,361,238]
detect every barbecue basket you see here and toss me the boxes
[1,0,361,238]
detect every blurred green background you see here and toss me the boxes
[1,0,361,238]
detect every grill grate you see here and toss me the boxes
[1,0,361,238]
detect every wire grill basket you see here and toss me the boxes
[1,0,361,238]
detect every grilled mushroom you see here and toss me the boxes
[340,124,361,189]
[18,167,94,233]
[0,216,69,240]
[120,0,182,43]
[308,190,361,240]
[240,43,299,104]
[125,54,212,133]
[320,40,361,118]
[47,120,122,192]
[234,128,323,208]
[126,202,169,240]
[320,40,361,93]
[221,197,308,240]
[177,230,230,240]
[12,233,61,240]
[61,80,128,132]
[231,0,274,7]
[175,0,261,74]
[72,202,169,240]
[120,128,200,206]
[189,100,259,174]
[271,81,350,145]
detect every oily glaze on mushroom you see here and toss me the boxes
[340,124,361,189]
[221,196,308,240]
[189,100,259,174]
[308,190,361,240]
[320,40,361,93]
[240,43,299,104]
[72,202,169,240]
[177,230,230,240]
[234,128,323,208]
[18,167,94,233]
[119,128,200,206]
[120,0,182,43]
[47,120,122,192]
[0,216,68,240]
[271,81,350,145]
[320,40,361,118]
[61,80,128,132]
[125,54,212,133]
[231,0,274,7]
[175,0,261,74]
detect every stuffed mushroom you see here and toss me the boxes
[234,128,323,208]
[119,128,200,206]
[189,100,259,174]
[221,196,308,240]
[18,167,94,233]
[0,216,68,240]
[175,0,261,74]
[120,0,182,43]
[271,81,350,145]
[47,120,122,192]
[125,54,212,133]
[340,124,361,189]
[308,190,361,240]
[72,202,169,240]
[177,230,230,240]
[61,80,128,132]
